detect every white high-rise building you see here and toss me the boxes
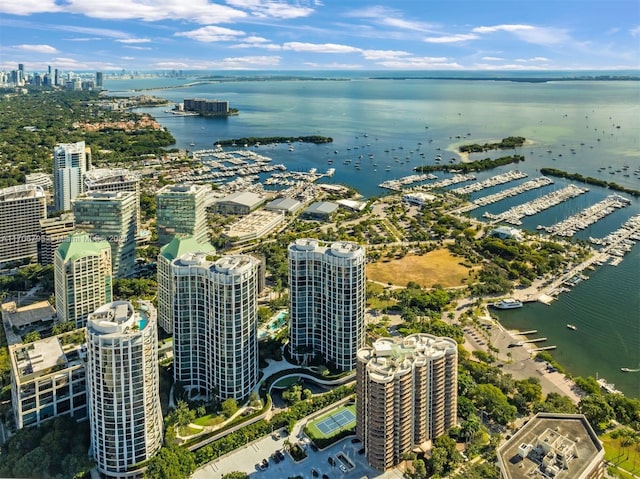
[0,184,47,264]
[288,239,366,371]
[53,141,90,212]
[157,235,215,334]
[54,232,112,328]
[86,301,162,479]
[169,252,259,400]
[156,184,211,246]
[73,191,137,278]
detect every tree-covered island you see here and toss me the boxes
[459,136,526,153]
[216,135,333,147]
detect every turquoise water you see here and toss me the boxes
[106,73,640,397]
[138,318,148,330]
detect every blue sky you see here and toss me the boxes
[0,0,638,72]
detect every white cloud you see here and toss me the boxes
[153,55,281,70]
[302,62,362,69]
[225,0,314,19]
[0,0,60,15]
[423,33,479,44]
[14,44,59,54]
[124,46,153,51]
[472,24,570,46]
[481,56,504,61]
[631,25,640,37]
[375,56,461,69]
[345,5,435,33]
[52,25,132,39]
[282,42,362,53]
[361,49,411,61]
[1,0,247,24]
[175,26,246,43]
[117,38,151,44]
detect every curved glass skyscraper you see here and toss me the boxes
[288,239,366,371]
[86,301,162,478]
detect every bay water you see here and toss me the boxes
[105,72,640,397]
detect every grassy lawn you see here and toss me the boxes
[193,414,225,428]
[366,249,475,288]
[273,376,300,388]
[601,433,640,477]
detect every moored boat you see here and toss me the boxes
[567,324,577,330]
[491,298,523,309]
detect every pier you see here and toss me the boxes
[539,194,631,237]
[531,346,557,352]
[483,183,589,225]
[378,173,438,191]
[522,337,547,343]
[451,170,528,195]
[417,173,476,190]
[456,176,553,213]
[514,330,538,335]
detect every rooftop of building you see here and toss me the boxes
[84,167,139,183]
[157,183,210,195]
[265,196,303,212]
[75,190,135,201]
[40,212,75,228]
[173,252,257,277]
[224,210,284,239]
[159,235,215,261]
[336,199,367,211]
[55,232,110,262]
[289,238,365,258]
[0,184,46,201]
[1,300,56,329]
[87,300,154,336]
[303,201,339,216]
[497,413,603,479]
[10,330,86,382]
[218,190,265,207]
[358,334,457,381]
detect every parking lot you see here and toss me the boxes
[191,428,396,479]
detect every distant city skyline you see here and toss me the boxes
[0,0,638,72]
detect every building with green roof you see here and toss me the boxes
[54,232,112,328]
[157,235,215,333]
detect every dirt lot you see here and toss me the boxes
[367,249,474,288]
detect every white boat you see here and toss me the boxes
[567,324,577,330]
[491,298,523,309]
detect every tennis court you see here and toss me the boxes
[313,407,356,436]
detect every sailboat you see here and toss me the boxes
[620,362,640,373]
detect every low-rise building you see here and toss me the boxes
[264,197,304,215]
[300,201,339,220]
[490,226,524,241]
[402,192,436,206]
[9,329,87,429]
[497,413,604,479]
[215,191,266,215]
[223,210,285,244]
[1,300,57,345]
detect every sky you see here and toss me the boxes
[0,0,639,72]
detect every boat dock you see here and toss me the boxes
[456,176,554,213]
[418,173,476,190]
[451,170,528,195]
[483,183,589,225]
[539,194,631,237]
[531,346,557,352]
[378,173,438,191]
[514,330,538,335]
[590,213,640,266]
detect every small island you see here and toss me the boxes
[414,154,525,173]
[540,168,640,197]
[459,136,526,153]
[216,135,333,147]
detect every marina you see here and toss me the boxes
[416,173,476,190]
[482,184,589,225]
[450,170,528,195]
[538,193,631,237]
[378,173,438,191]
[456,176,554,213]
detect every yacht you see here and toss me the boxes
[566,324,577,331]
[491,298,523,309]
